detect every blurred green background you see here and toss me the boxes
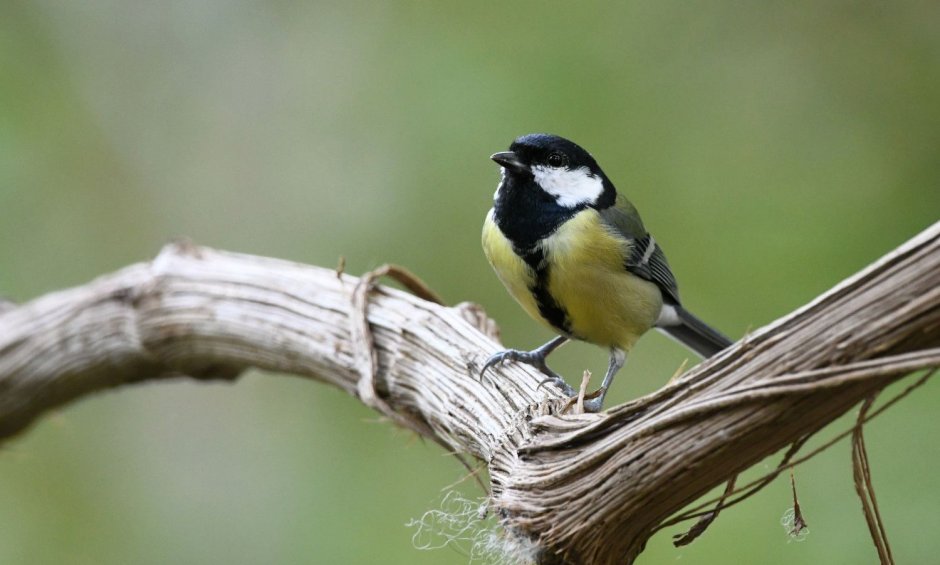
[1,1,938,564]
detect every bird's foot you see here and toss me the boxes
[580,387,607,413]
[480,348,575,396]
[564,348,623,413]
[561,372,607,414]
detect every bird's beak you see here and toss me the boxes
[490,151,529,173]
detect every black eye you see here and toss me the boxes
[547,153,566,168]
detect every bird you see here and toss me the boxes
[480,133,732,412]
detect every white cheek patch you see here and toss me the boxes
[532,165,604,207]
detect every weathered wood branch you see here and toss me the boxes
[1,223,939,564]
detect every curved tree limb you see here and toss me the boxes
[1,223,939,564]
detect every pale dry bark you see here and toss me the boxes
[1,223,939,564]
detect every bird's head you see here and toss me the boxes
[491,133,615,209]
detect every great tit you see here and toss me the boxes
[481,133,731,412]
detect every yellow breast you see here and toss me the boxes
[482,208,663,351]
[543,210,662,350]
[482,210,548,330]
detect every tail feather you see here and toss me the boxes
[656,305,732,358]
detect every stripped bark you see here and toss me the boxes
[1,222,939,564]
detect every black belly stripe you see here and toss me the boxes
[521,246,572,335]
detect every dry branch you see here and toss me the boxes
[1,222,939,564]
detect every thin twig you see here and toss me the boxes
[660,370,935,528]
[672,475,738,546]
[853,395,894,564]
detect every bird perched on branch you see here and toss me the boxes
[481,133,731,411]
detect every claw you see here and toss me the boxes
[478,337,575,396]
[536,375,570,392]
[479,350,520,381]
[480,348,545,379]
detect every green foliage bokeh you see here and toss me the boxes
[1,1,938,564]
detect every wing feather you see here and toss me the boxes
[598,197,681,304]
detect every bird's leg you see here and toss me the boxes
[582,348,627,413]
[480,335,574,395]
